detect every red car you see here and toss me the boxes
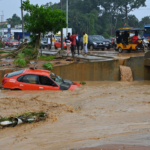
[8,39,19,47]
[3,39,10,46]
[54,38,71,49]
[2,68,80,91]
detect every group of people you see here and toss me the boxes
[66,31,88,59]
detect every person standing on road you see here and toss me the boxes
[83,31,88,56]
[70,32,77,59]
[76,32,80,55]
[47,35,51,50]
[65,32,71,56]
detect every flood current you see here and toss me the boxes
[0,81,150,150]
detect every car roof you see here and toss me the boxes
[23,69,50,76]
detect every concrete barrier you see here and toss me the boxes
[124,56,150,80]
[52,60,120,81]
[0,59,120,84]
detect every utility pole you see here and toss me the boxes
[60,0,63,50]
[0,11,4,36]
[66,0,68,36]
[21,0,25,41]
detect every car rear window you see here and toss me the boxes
[6,70,24,78]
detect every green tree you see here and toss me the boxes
[21,0,67,50]
[139,16,150,28]
[128,15,139,27]
[99,0,124,36]
[6,14,21,28]
[122,0,146,22]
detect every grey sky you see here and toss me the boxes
[0,0,150,22]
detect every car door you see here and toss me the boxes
[17,74,40,90]
[57,39,61,48]
[38,75,60,91]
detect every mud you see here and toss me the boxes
[0,81,150,150]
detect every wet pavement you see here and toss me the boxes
[41,48,145,61]
[0,81,150,150]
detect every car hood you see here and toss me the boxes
[60,79,80,91]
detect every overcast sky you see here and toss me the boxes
[0,0,150,22]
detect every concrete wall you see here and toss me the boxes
[124,56,150,80]
[0,60,120,84]
[52,60,120,81]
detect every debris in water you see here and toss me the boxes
[66,58,73,61]
[80,81,86,85]
[0,112,47,128]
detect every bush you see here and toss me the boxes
[24,48,32,57]
[22,48,38,60]
[40,56,55,61]
[42,62,54,70]
[0,51,8,54]
[13,52,27,67]
[0,41,5,48]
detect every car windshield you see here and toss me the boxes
[90,37,99,41]
[94,35,105,40]
[50,72,64,85]
[41,38,47,41]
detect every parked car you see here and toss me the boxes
[2,39,10,46]
[19,37,31,45]
[8,39,19,47]
[79,35,112,51]
[2,69,80,91]
[39,38,48,49]
[54,38,69,49]
[94,35,112,50]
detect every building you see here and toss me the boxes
[0,28,23,36]
[0,21,8,25]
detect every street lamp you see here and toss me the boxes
[21,0,25,41]
[66,0,68,36]
[60,0,63,50]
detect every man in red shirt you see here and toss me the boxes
[132,32,139,44]
[70,32,77,59]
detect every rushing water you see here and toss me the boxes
[0,81,150,150]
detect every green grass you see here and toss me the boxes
[42,62,54,70]
[40,56,55,61]
[0,50,8,54]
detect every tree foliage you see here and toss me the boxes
[7,14,21,28]
[21,0,67,49]
[51,0,146,37]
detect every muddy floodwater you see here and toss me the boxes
[0,81,150,150]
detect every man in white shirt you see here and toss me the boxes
[47,35,51,50]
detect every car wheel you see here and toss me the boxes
[90,45,94,51]
[55,45,57,49]
[128,48,131,53]
[118,47,123,53]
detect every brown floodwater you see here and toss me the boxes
[0,81,150,150]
